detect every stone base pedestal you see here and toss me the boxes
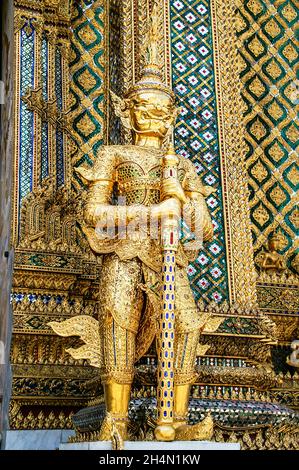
[60,441,240,450]
[5,430,75,450]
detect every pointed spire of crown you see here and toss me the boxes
[126,0,175,101]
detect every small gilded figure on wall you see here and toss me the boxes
[256,231,287,273]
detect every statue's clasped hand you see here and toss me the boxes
[161,179,188,204]
[152,198,181,220]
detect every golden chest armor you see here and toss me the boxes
[114,148,187,206]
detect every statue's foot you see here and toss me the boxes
[97,416,113,441]
[97,413,127,447]
[174,414,213,441]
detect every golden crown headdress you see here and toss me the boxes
[110,1,176,129]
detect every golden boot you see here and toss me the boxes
[98,381,131,442]
[173,384,213,441]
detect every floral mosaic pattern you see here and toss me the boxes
[170,0,228,304]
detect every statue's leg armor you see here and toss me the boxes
[173,268,213,440]
[174,329,200,425]
[97,255,144,440]
[174,268,200,402]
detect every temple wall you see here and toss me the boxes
[9,0,107,431]
[6,0,299,432]
[0,0,14,449]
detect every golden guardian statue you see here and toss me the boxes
[50,2,217,444]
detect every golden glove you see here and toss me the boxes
[161,178,188,204]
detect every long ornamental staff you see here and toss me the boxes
[155,145,180,442]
